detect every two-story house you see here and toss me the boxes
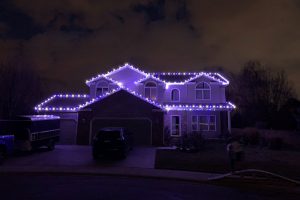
[35,63,235,145]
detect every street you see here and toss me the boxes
[2,145,156,169]
[0,174,295,200]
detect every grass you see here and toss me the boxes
[155,141,300,180]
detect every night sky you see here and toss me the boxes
[0,0,299,95]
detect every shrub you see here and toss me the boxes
[178,132,205,153]
[242,128,260,145]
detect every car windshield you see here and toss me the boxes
[97,130,121,140]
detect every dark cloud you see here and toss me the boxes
[0,0,44,39]
[47,12,94,34]
[132,0,166,23]
[0,0,299,95]
[175,0,189,22]
[111,13,126,24]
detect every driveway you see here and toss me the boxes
[2,145,156,169]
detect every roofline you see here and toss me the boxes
[34,87,165,112]
[165,102,236,111]
[85,63,148,86]
[34,94,89,112]
[186,73,229,85]
[134,75,166,85]
[35,90,236,112]
[85,63,229,86]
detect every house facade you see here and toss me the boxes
[35,63,235,146]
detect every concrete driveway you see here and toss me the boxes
[2,145,157,169]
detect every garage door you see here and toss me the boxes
[90,118,152,145]
[59,119,77,144]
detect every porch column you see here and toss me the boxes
[227,110,231,133]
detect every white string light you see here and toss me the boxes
[35,63,235,112]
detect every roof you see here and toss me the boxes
[35,89,235,112]
[85,63,147,86]
[164,102,236,111]
[85,63,229,86]
[35,94,90,112]
[35,63,234,112]
[152,73,198,82]
[35,88,164,112]
[18,115,60,121]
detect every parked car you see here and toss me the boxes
[92,127,133,159]
[0,135,14,165]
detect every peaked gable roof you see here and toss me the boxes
[134,75,166,85]
[85,63,147,86]
[151,72,229,85]
[35,87,164,112]
[85,63,229,87]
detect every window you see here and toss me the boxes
[171,116,181,136]
[96,81,109,96]
[191,115,216,132]
[171,89,180,102]
[145,82,157,100]
[195,82,210,100]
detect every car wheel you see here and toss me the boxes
[47,140,55,151]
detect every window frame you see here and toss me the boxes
[170,115,181,137]
[96,81,109,96]
[171,89,180,102]
[144,81,157,100]
[191,115,216,132]
[195,82,211,100]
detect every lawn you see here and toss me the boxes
[155,141,300,180]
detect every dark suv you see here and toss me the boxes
[92,127,133,159]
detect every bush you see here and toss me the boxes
[178,132,205,153]
[242,128,260,145]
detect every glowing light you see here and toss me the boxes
[135,72,229,89]
[35,63,235,113]
[164,102,236,111]
[20,115,60,121]
[85,63,148,85]
[86,63,229,87]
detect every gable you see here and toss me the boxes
[106,64,147,87]
[85,90,163,115]
[135,76,165,85]
[188,75,218,84]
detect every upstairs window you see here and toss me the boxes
[195,82,210,100]
[96,81,109,96]
[171,89,180,102]
[145,82,157,100]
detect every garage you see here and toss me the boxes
[56,113,79,145]
[90,118,152,145]
[76,90,164,146]
[59,119,77,144]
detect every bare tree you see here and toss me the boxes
[228,60,296,128]
[0,59,44,119]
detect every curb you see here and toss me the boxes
[1,166,300,187]
[207,169,300,185]
[0,166,217,183]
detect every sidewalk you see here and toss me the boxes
[0,145,299,185]
[0,145,219,182]
[0,165,219,182]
